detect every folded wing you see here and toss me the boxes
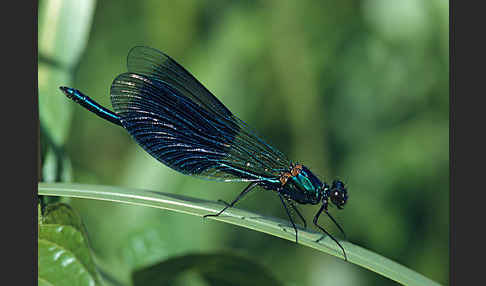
[110,47,290,182]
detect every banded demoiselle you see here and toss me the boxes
[60,46,349,260]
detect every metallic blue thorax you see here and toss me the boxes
[283,165,323,205]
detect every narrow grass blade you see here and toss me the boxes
[38,182,442,286]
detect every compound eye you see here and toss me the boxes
[330,180,348,209]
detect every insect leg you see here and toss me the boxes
[216,199,231,206]
[324,209,346,240]
[313,204,347,261]
[315,210,347,241]
[203,182,259,218]
[287,199,307,229]
[278,193,299,243]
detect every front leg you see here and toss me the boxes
[313,202,347,261]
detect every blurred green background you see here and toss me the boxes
[39,0,449,285]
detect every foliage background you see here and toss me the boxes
[39,0,449,285]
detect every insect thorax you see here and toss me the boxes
[277,164,323,205]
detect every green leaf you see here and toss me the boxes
[38,203,43,225]
[37,278,52,286]
[38,0,96,68]
[39,238,98,286]
[38,64,73,146]
[41,147,58,182]
[41,203,87,237]
[38,183,442,286]
[38,0,96,146]
[132,252,282,286]
[39,203,103,286]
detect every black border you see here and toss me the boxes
[6,1,38,286]
[451,0,485,284]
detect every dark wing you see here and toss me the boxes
[126,46,233,118]
[110,46,290,182]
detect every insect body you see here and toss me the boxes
[60,46,349,260]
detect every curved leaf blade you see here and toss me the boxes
[38,182,442,286]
